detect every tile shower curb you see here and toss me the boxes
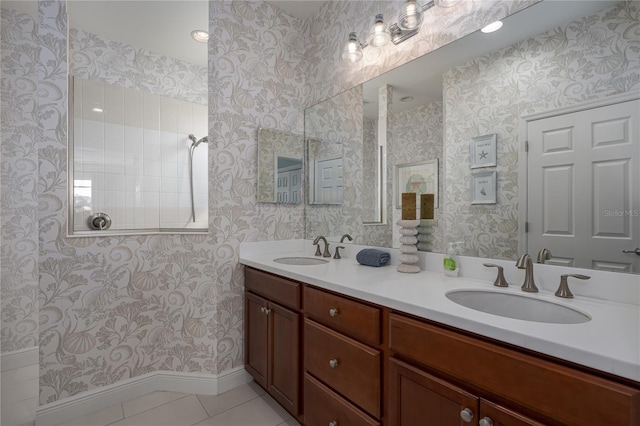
[35,367,252,426]
[1,346,38,372]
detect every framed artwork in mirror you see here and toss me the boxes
[470,170,497,204]
[470,133,497,168]
[395,159,438,209]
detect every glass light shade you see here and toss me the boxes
[398,0,423,30]
[341,32,363,62]
[367,14,391,47]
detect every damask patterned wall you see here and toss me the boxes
[70,28,207,106]
[1,6,40,354]
[442,1,640,260]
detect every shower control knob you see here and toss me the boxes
[88,213,112,231]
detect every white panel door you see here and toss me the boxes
[315,157,343,204]
[527,99,639,272]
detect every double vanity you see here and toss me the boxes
[240,240,640,425]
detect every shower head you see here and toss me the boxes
[188,134,208,147]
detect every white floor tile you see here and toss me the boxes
[194,397,286,426]
[57,403,124,426]
[122,391,188,418]
[196,382,264,417]
[277,417,301,426]
[112,395,208,426]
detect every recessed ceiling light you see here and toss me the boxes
[481,21,503,34]
[399,96,414,102]
[191,30,209,43]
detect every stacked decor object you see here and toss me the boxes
[397,193,420,273]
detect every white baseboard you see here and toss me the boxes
[35,366,252,426]
[1,346,38,371]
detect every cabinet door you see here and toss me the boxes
[269,301,300,416]
[389,358,478,426]
[245,292,268,389]
[479,400,546,426]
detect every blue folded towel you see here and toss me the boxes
[356,249,390,267]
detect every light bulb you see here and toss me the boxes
[367,14,391,47]
[341,32,363,62]
[399,0,423,31]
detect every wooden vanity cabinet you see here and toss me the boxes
[245,268,301,418]
[388,313,640,425]
[303,285,384,425]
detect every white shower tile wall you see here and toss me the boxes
[73,78,208,231]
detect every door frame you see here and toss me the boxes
[517,90,640,256]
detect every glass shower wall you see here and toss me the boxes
[72,77,208,233]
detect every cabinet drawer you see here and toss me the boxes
[304,285,381,345]
[304,319,381,418]
[304,374,379,426]
[389,313,640,425]
[245,267,300,310]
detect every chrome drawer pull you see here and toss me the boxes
[479,417,493,426]
[460,408,473,423]
[329,359,339,368]
[329,308,338,317]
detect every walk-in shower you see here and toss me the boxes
[188,134,208,222]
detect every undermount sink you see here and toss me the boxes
[446,290,591,324]
[273,257,329,266]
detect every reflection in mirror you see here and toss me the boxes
[306,138,343,205]
[68,1,208,233]
[305,0,639,273]
[257,128,303,204]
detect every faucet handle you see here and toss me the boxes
[313,242,322,256]
[334,246,345,259]
[555,274,590,298]
[483,263,509,287]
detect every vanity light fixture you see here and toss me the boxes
[343,0,459,62]
[191,30,209,43]
[481,20,503,33]
[367,14,392,47]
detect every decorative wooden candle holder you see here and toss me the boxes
[401,193,416,220]
[420,193,434,220]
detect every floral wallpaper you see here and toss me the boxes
[0,0,546,409]
[390,102,443,251]
[257,128,304,203]
[1,7,40,354]
[70,28,207,105]
[442,1,640,260]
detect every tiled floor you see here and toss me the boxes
[1,365,299,426]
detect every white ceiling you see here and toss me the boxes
[66,0,323,68]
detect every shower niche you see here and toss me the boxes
[70,77,209,233]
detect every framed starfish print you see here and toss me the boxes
[470,134,497,169]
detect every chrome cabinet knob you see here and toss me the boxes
[479,417,494,426]
[329,359,338,368]
[329,308,339,317]
[329,422,337,426]
[264,308,271,315]
[459,408,474,423]
[260,307,265,314]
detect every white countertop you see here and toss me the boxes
[240,241,640,383]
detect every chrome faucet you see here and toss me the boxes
[515,254,538,292]
[313,236,331,258]
[537,248,552,264]
[340,234,353,243]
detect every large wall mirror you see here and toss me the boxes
[68,1,208,234]
[304,0,639,274]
